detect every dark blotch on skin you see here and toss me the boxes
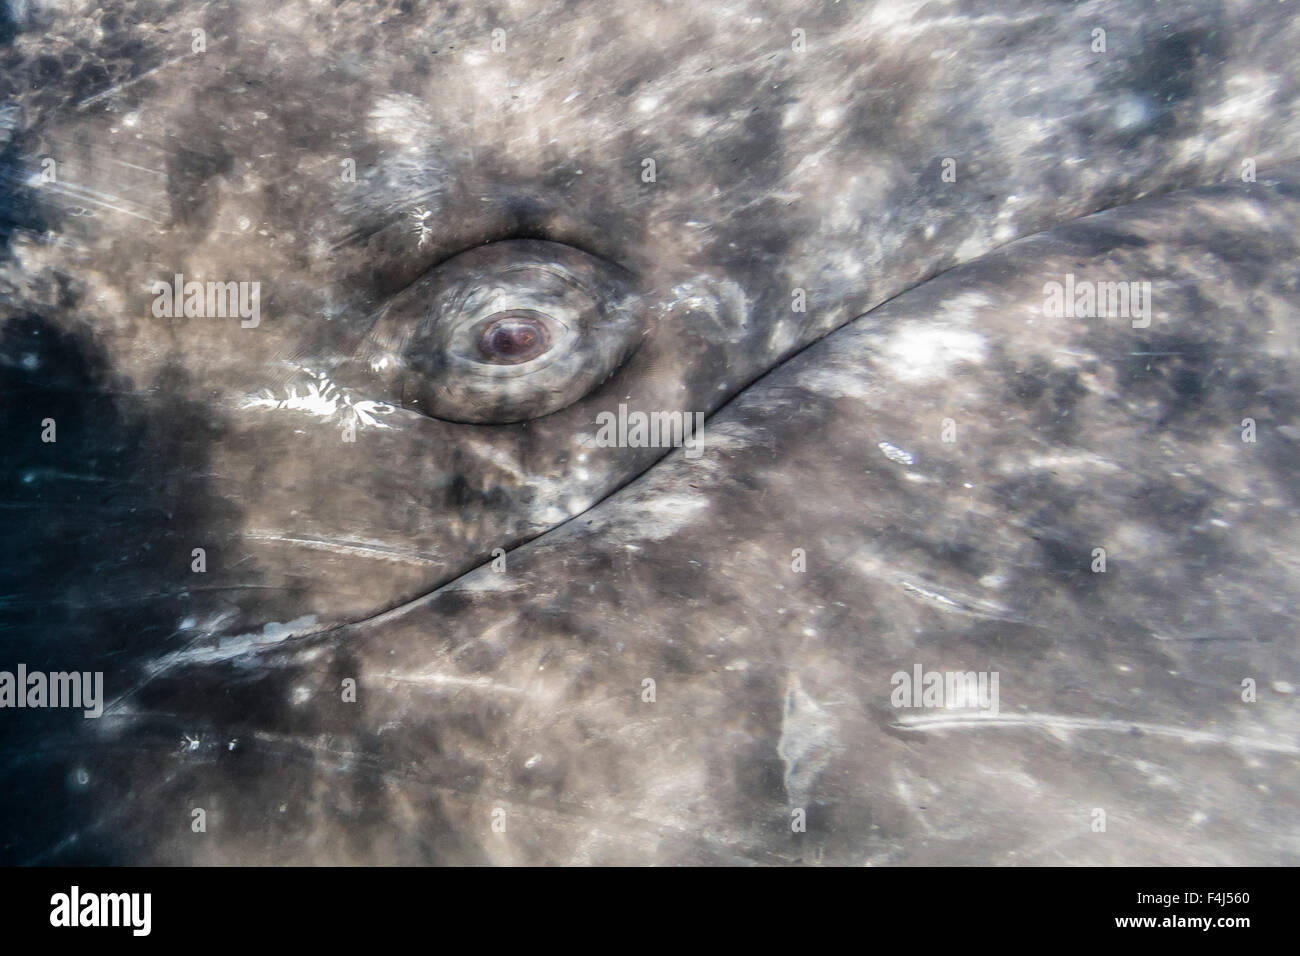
[0,313,237,863]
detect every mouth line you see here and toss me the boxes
[113,227,1041,687]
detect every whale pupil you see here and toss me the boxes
[478,313,551,364]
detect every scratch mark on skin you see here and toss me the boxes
[243,531,441,565]
[372,672,525,696]
[108,159,168,176]
[33,181,161,222]
[76,54,192,109]
[895,578,1037,625]
[898,580,963,610]
[892,713,1299,755]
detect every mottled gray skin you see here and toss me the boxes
[0,1,1297,863]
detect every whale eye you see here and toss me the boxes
[362,240,641,424]
[476,311,552,365]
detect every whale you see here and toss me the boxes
[1,0,1298,864]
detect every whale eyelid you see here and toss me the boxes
[423,233,635,280]
[335,207,638,304]
[363,230,633,305]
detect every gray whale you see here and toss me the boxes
[0,0,1297,863]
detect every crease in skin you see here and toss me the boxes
[892,713,1300,755]
[117,173,1300,717]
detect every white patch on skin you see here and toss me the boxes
[777,676,836,804]
[641,493,708,540]
[1206,72,1278,129]
[241,367,394,429]
[700,421,761,453]
[878,323,987,382]
[149,615,320,672]
[540,505,569,525]
[1112,94,1151,130]
[796,366,876,401]
[410,205,434,247]
[668,277,752,340]
[565,496,594,516]
[878,441,914,465]
[1024,452,1122,473]
[766,319,800,356]
[454,571,521,594]
[976,766,1041,794]
[951,232,992,263]
[368,94,436,148]
[689,115,717,138]
[594,491,707,543]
